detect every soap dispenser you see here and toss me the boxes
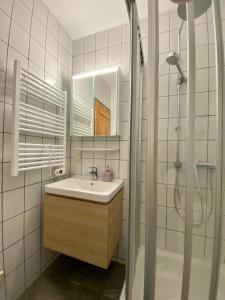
[103,166,114,182]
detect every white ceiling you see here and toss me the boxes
[42,0,129,40]
[43,0,177,40]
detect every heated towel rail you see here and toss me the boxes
[11,60,67,176]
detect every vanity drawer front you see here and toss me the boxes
[44,194,108,268]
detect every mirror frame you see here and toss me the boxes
[71,67,120,137]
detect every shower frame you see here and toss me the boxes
[124,0,144,299]
[145,1,225,300]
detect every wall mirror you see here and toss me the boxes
[71,67,120,136]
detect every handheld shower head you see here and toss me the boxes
[166,52,187,84]
[166,52,180,65]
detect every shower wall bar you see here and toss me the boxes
[209,0,225,298]
[11,59,67,176]
[181,3,195,299]
[144,0,159,298]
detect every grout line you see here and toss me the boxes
[1,0,16,297]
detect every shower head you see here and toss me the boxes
[177,0,212,20]
[166,52,187,84]
[166,52,180,65]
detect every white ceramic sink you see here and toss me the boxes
[45,177,124,203]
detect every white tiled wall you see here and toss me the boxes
[0,0,72,298]
[71,19,148,262]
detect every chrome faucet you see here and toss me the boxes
[89,167,97,180]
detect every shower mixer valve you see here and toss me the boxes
[174,161,182,169]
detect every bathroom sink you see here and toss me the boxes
[45,177,124,203]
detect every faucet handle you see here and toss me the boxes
[89,167,97,179]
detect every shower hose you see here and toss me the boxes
[174,161,214,227]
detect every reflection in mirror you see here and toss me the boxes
[72,77,94,136]
[94,72,117,136]
[71,67,119,136]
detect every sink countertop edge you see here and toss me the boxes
[45,179,124,203]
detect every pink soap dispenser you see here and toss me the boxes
[103,166,114,182]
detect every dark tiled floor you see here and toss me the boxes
[19,255,125,300]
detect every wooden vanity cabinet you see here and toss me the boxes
[43,189,123,269]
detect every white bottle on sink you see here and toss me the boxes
[102,166,114,182]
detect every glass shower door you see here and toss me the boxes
[145,0,225,299]
[126,1,144,299]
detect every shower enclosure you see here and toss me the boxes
[125,0,225,299]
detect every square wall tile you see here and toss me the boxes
[25,228,40,259]
[119,160,128,180]
[3,162,24,192]
[45,51,57,78]
[7,46,28,74]
[122,23,130,43]
[95,48,108,68]
[96,30,108,50]
[12,0,32,33]
[59,27,68,49]
[159,32,169,54]
[21,0,33,11]
[0,38,8,73]
[59,44,68,66]
[47,12,59,38]
[3,214,24,249]
[3,132,11,162]
[25,169,41,185]
[84,52,95,71]
[3,187,24,221]
[46,31,58,58]
[195,23,208,46]
[31,15,46,46]
[83,35,95,53]
[25,251,40,287]
[73,38,83,56]
[9,21,30,57]
[166,230,184,255]
[195,69,209,93]
[33,0,48,25]
[0,9,11,43]
[108,45,121,65]
[159,12,169,33]
[0,223,2,252]
[6,264,25,300]
[29,36,47,67]
[25,206,40,235]
[157,206,167,228]
[109,26,122,46]
[73,55,83,74]
[0,0,13,16]
[4,239,24,275]
[25,183,41,210]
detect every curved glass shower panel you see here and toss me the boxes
[126,1,144,299]
[188,1,218,299]
[145,0,224,299]
[155,1,188,299]
[213,0,225,298]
